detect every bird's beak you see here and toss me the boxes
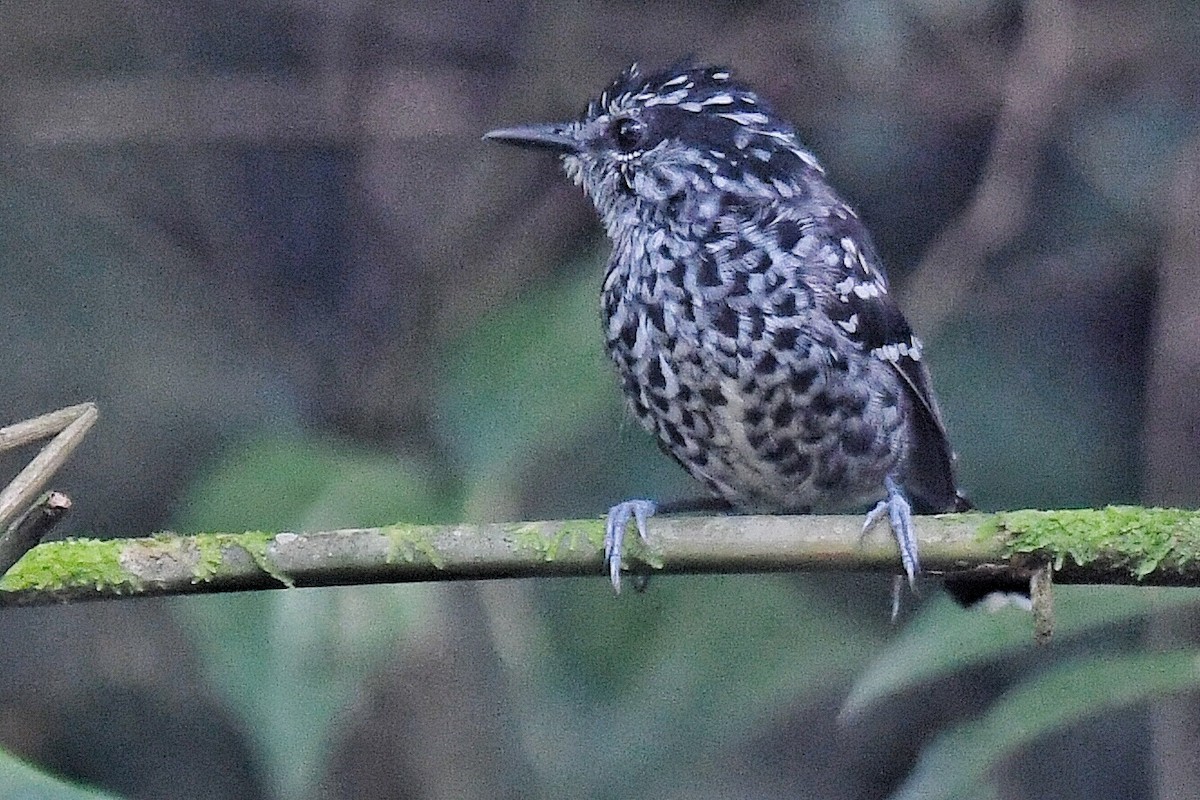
[483,123,581,153]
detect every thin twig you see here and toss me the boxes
[903,0,1076,331]
[0,491,72,575]
[0,403,97,451]
[0,403,98,535]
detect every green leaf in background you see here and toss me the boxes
[503,574,889,798]
[176,432,461,532]
[437,258,616,477]
[0,749,119,800]
[843,585,1200,719]
[891,650,1200,800]
[932,316,1141,511]
[171,433,464,800]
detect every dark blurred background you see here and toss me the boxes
[0,1,1198,798]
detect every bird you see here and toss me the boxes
[485,62,969,593]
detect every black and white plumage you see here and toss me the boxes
[486,63,968,591]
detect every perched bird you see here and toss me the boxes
[486,63,968,592]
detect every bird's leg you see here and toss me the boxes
[604,497,734,591]
[604,499,657,593]
[863,475,918,588]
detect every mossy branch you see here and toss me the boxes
[0,507,1198,607]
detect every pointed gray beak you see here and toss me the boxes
[483,123,581,153]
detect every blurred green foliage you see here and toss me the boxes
[892,648,1200,800]
[518,575,885,796]
[3,0,1199,797]
[0,750,118,800]
[437,256,614,480]
[846,587,1200,718]
[163,288,1200,800]
[172,436,461,798]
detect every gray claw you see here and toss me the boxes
[863,476,918,588]
[604,499,657,593]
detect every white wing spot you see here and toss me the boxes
[645,89,689,107]
[872,337,923,363]
[771,178,796,198]
[717,111,770,126]
[796,149,823,171]
[872,344,901,363]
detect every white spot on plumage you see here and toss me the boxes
[717,111,770,126]
[657,353,680,397]
[872,337,923,363]
[838,314,860,334]
[853,282,883,299]
[909,337,924,360]
[742,173,771,196]
[796,148,823,172]
[873,343,901,363]
[712,174,737,192]
[648,227,666,252]
[645,89,689,107]
[631,318,650,358]
[662,73,690,88]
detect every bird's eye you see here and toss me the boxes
[610,117,646,152]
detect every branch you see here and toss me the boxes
[902,0,1077,331]
[0,402,97,534]
[0,507,1197,607]
[0,491,72,575]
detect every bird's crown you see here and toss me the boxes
[577,63,824,179]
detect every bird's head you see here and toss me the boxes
[485,63,827,236]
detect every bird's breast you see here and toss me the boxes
[602,248,908,510]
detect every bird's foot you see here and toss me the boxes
[604,499,657,593]
[863,476,918,589]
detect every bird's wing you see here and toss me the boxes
[813,210,968,513]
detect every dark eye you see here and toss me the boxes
[610,117,646,152]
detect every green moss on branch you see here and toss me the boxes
[2,508,1200,606]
